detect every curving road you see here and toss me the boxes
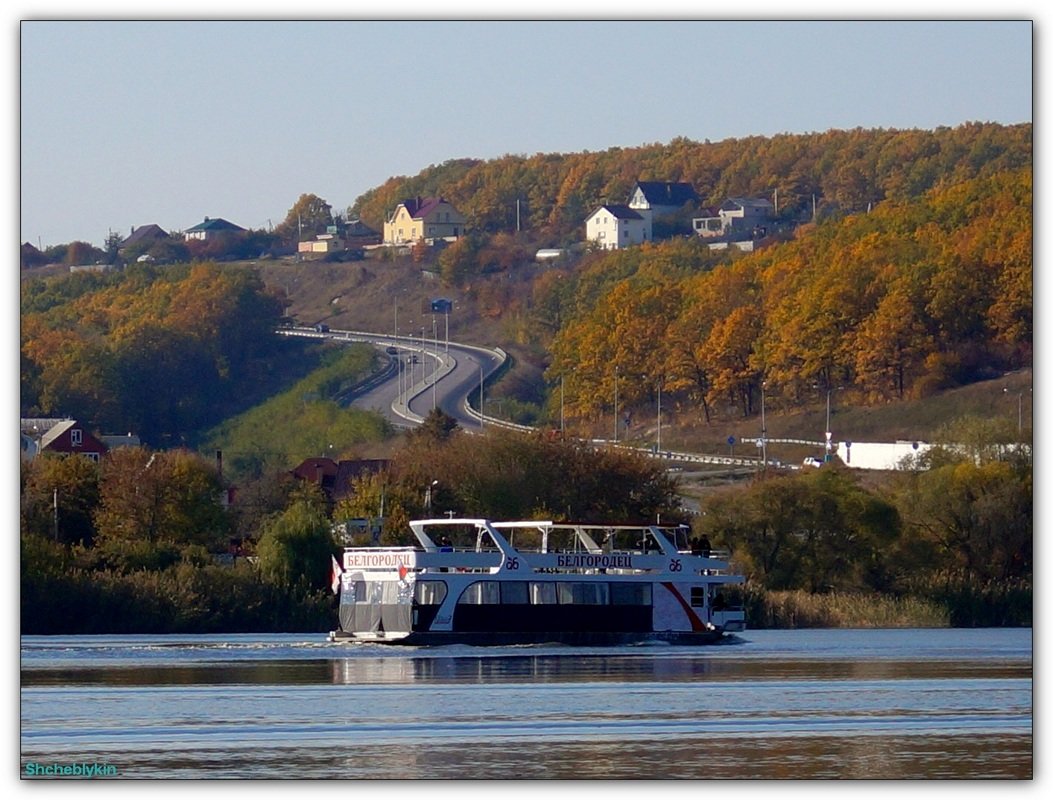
[276,326,762,469]
[276,327,509,432]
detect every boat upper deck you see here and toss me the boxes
[339,518,742,582]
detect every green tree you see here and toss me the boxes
[20,453,101,546]
[703,469,900,592]
[93,448,229,551]
[255,496,337,590]
[895,459,1031,583]
[276,193,334,242]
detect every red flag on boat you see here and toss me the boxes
[398,562,408,582]
[330,555,343,594]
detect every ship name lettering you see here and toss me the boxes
[555,554,633,569]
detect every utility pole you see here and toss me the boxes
[560,375,565,437]
[761,381,768,469]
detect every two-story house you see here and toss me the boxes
[383,197,466,245]
[627,181,699,226]
[585,204,649,250]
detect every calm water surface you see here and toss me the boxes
[20,628,1032,779]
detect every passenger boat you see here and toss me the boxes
[328,518,746,645]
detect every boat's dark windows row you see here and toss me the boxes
[690,587,706,608]
[414,580,448,606]
[557,582,609,605]
[501,581,529,604]
[455,580,654,606]
[610,582,652,606]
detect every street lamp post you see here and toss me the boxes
[431,317,438,411]
[1004,386,1030,434]
[657,379,663,453]
[613,367,619,443]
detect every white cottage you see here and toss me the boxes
[585,204,649,250]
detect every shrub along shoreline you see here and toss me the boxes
[21,552,1030,635]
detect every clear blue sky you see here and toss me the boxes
[18,16,1034,248]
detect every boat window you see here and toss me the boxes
[690,587,706,608]
[557,582,610,605]
[457,581,501,605]
[530,582,558,604]
[359,581,383,605]
[610,582,652,606]
[381,581,403,603]
[414,580,447,606]
[501,581,529,604]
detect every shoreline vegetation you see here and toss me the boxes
[21,539,1031,636]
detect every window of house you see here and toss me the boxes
[70,429,82,447]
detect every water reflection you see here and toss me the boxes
[20,630,1033,779]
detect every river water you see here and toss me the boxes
[20,628,1032,780]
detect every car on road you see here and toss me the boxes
[803,456,823,468]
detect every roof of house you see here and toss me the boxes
[595,204,645,220]
[398,197,457,220]
[184,217,245,233]
[122,224,169,246]
[38,419,107,453]
[344,218,379,237]
[290,457,390,501]
[21,418,69,437]
[633,181,698,206]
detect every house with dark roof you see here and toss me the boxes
[628,181,699,222]
[383,197,466,245]
[183,217,246,241]
[121,224,169,249]
[585,204,649,250]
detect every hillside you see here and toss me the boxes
[20,124,1032,458]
